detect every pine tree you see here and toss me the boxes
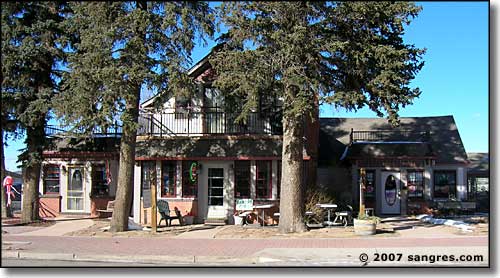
[1,2,70,223]
[56,2,214,232]
[211,2,425,233]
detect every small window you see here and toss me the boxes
[434,170,456,199]
[182,161,198,198]
[407,170,424,198]
[234,161,251,198]
[161,161,177,197]
[91,164,109,197]
[256,161,272,199]
[43,165,60,194]
[359,170,375,200]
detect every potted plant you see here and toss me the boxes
[353,215,380,236]
[183,210,194,225]
[233,211,244,225]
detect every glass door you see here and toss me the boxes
[67,167,85,211]
[208,168,224,207]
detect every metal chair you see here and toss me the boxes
[333,205,353,227]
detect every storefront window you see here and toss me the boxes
[141,161,155,197]
[161,161,177,197]
[256,161,271,199]
[182,161,198,198]
[433,170,456,199]
[91,164,109,196]
[234,161,250,198]
[359,170,375,199]
[277,161,282,199]
[43,165,60,194]
[407,170,424,198]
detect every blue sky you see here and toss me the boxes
[3,1,489,172]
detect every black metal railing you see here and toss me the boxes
[350,129,430,143]
[137,110,283,136]
[45,124,122,138]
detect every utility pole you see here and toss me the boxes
[359,168,366,218]
[150,168,157,233]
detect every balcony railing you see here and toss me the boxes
[350,129,430,143]
[45,124,122,138]
[137,110,283,137]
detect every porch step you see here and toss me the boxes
[204,218,227,226]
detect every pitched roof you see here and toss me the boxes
[319,116,468,165]
[467,152,489,174]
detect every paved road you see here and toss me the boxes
[2,258,162,267]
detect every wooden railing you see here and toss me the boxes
[350,129,430,143]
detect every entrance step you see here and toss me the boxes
[204,218,227,226]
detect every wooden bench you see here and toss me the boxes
[96,200,115,217]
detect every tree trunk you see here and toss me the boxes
[1,129,11,218]
[21,124,44,223]
[109,87,140,232]
[278,113,307,233]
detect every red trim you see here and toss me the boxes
[136,156,311,161]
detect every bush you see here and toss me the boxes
[305,187,335,223]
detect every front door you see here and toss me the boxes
[207,167,226,218]
[67,167,85,212]
[380,171,401,214]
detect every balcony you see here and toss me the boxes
[137,110,283,137]
[45,125,122,138]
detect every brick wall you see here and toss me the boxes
[39,195,61,218]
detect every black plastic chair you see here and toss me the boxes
[157,199,184,227]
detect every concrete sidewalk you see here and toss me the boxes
[14,219,95,237]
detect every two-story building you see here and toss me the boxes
[38,53,482,224]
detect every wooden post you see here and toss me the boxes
[359,168,366,218]
[150,168,157,233]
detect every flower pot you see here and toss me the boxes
[183,215,194,225]
[354,219,376,236]
[233,215,243,225]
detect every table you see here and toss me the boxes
[253,204,275,227]
[316,203,338,227]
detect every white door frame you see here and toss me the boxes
[380,171,401,215]
[66,166,86,212]
[201,162,230,219]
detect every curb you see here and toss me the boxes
[3,251,255,265]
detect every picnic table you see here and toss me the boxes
[253,203,275,228]
[316,203,338,227]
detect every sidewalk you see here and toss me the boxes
[2,234,488,266]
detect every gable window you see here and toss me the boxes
[234,161,251,198]
[256,161,272,199]
[407,170,424,198]
[91,164,109,197]
[182,161,198,198]
[434,170,456,199]
[161,161,177,198]
[204,87,224,110]
[358,170,375,200]
[43,165,60,194]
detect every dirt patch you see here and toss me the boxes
[214,223,399,239]
[2,219,55,235]
[65,220,207,238]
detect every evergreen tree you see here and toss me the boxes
[57,1,214,232]
[1,2,70,223]
[211,2,425,233]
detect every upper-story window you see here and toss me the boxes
[204,87,223,110]
[434,170,456,199]
[43,165,60,194]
